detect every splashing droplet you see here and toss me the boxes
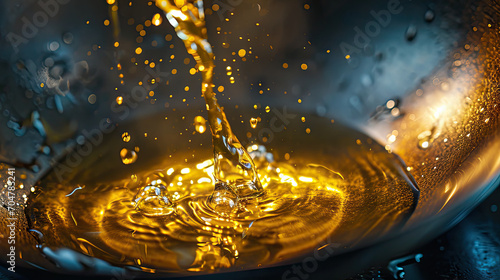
[250,118,259,129]
[152,13,163,26]
[122,132,131,142]
[194,116,207,134]
[120,148,138,165]
[424,10,435,22]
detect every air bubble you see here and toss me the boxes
[134,179,175,217]
[207,183,238,217]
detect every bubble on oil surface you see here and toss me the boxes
[134,178,175,217]
[207,183,238,217]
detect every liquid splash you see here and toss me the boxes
[156,0,263,199]
[27,115,420,274]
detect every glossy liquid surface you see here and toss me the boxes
[27,115,419,274]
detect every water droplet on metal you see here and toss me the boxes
[424,10,435,22]
[44,57,54,67]
[48,41,60,51]
[405,25,418,41]
[63,32,74,44]
[88,94,96,104]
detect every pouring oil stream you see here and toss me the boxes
[155,0,263,201]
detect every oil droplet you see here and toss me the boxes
[152,13,163,26]
[250,118,259,129]
[120,148,138,165]
[122,132,131,142]
[194,116,207,134]
[301,63,308,70]
[88,94,96,104]
[238,49,246,57]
